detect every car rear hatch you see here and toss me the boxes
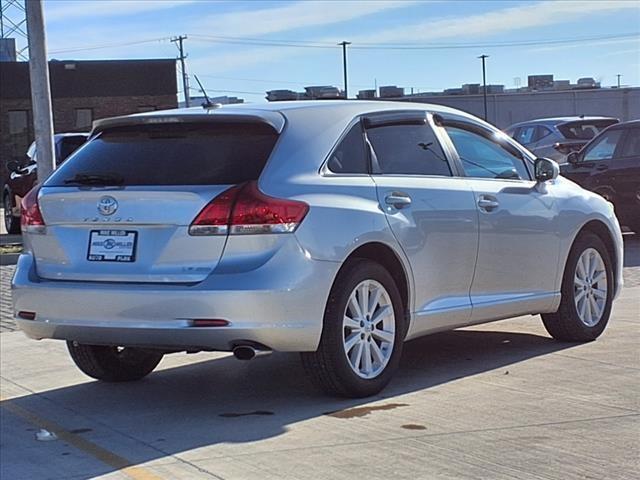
[557,119,619,142]
[29,113,283,283]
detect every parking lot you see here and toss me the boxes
[1,236,638,480]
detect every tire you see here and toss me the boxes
[541,232,614,342]
[301,259,405,398]
[67,342,163,382]
[3,191,20,234]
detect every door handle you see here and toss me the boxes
[385,193,412,209]
[596,164,609,171]
[477,195,499,211]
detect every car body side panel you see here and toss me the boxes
[464,177,561,320]
[550,176,624,301]
[289,175,414,302]
[372,176,478,339]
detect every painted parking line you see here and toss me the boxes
[1,397,164,480]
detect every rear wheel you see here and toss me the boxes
[67,342,163,382]
[3,191,20,234]
[301,259,404,398]
[541,233,613,342]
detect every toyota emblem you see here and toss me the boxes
[97,196,118,216]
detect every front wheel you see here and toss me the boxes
[541,232,614,342]
[67,342,164,382]
[301,259,405,398]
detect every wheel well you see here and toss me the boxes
[573,220,618,291]
[347,242,410,322]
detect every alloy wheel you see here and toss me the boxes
[574,248,608,327]
[342,279,395,379]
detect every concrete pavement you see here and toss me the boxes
[1,287,638,479]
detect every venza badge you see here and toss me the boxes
[97,196,118,216]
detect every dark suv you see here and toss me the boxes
[3,133,88,233]
[561,120,640,233]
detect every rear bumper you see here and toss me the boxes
[11,247,340,352]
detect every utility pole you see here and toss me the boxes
[478,54,489,121]
[25,0,54,182]
[172,35,190,107]
[616,74,622,88]
[338,41,351,99]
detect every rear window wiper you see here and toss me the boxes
[64,173,124,186]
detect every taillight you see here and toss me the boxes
[189,181,309,236]
[20,186,46,234]
[188,184,243,236]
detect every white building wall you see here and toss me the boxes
[400,88,640,128]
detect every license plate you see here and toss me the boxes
[87,230,137,262]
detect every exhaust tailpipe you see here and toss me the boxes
[232,345,271,361]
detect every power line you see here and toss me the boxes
[49,37,171,54]
[43,31,638,55]
[196,73,380,90]
[187,32,638,50]
[190,86,264,96]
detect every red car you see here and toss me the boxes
[3,133,88,233]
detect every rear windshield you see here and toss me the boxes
[46,122,278,186]
[557,120,618,140]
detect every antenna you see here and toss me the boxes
[193,74,214,109]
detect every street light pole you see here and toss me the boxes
[339,41,351,99]
[25,0,55,182]
[478,54,489,121]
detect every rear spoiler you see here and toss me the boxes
[90,111,286,137]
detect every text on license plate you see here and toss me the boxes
[87,230,137,262]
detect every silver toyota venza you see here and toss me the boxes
[12,101,624,397]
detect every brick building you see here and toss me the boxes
[0,59,177,186]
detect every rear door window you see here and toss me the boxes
[583,130,624,162]
[619,129,640,158]
[535,126,552,142]
[514,126,536,145]
[366,123,451,176]
[45,123,278,186]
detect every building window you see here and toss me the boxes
[75,108,93,129]
[8,110,28,135]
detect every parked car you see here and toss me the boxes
[12,102,623,398]
[561,120,640,234]
[3,133,88,233]
[505,116,619,162]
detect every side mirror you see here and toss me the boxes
[567,152,579,164]
[535,157,559,182]
[7,160,21,173]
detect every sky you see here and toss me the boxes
[34,0,640,103]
